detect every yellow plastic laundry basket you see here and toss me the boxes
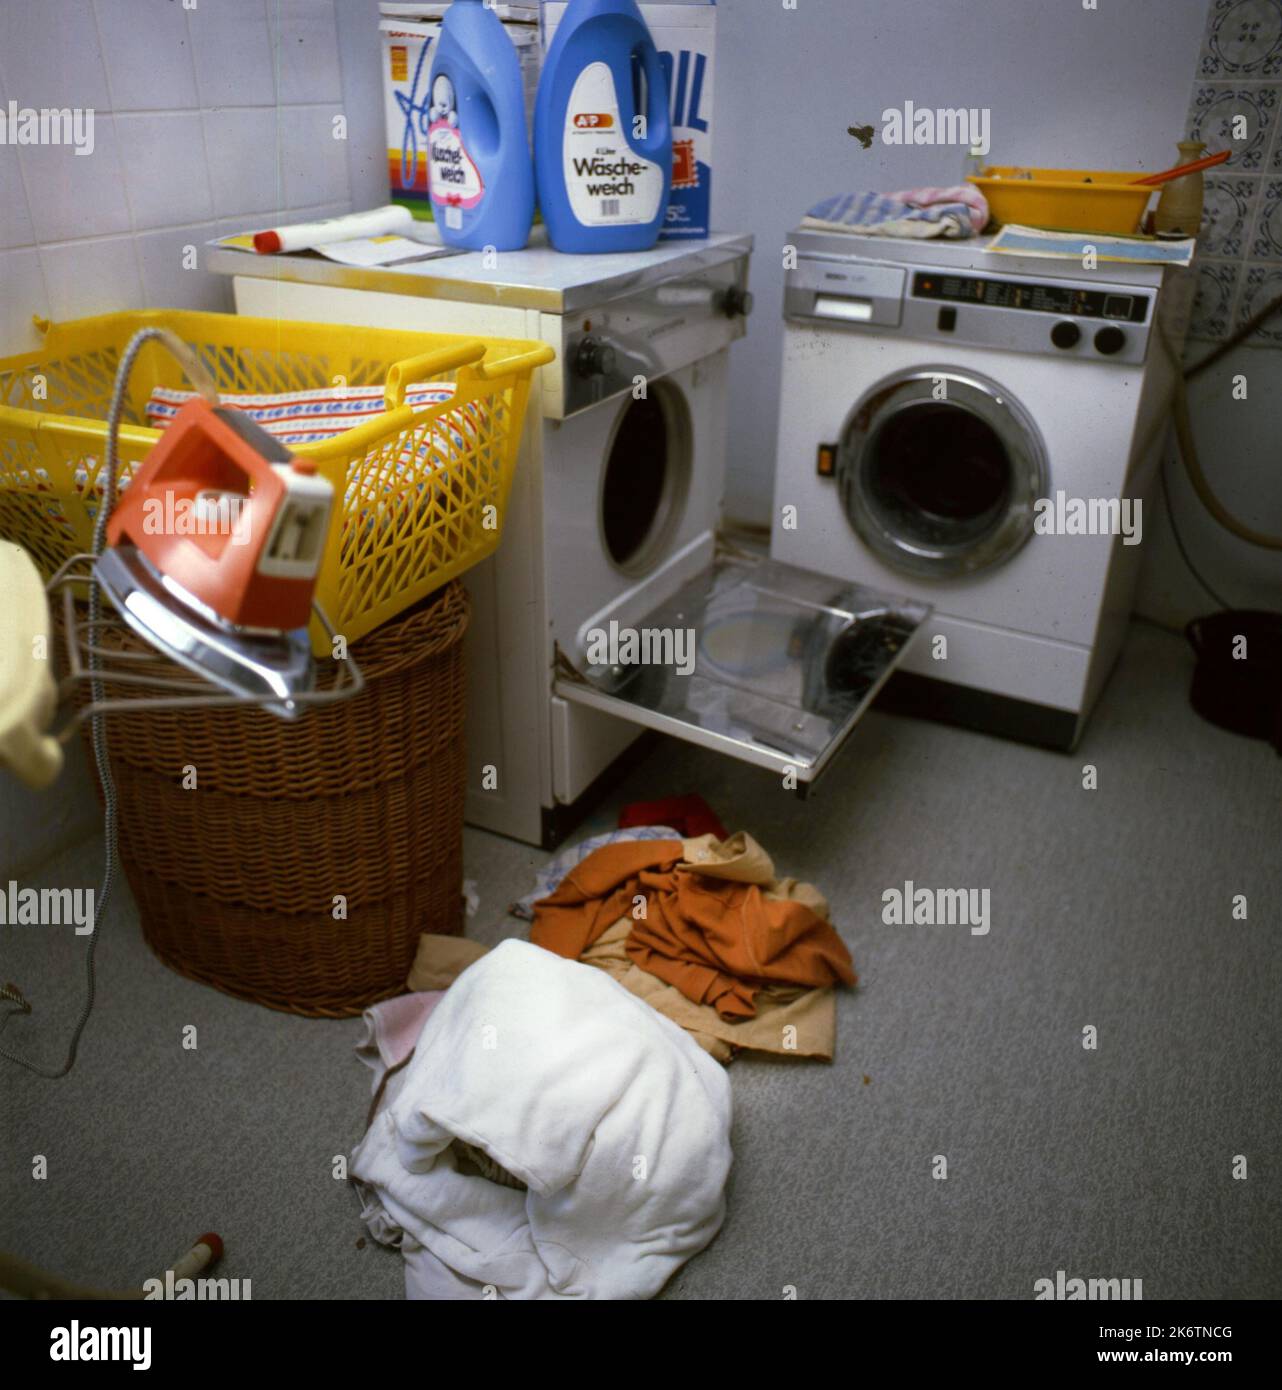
[0,309,552,652]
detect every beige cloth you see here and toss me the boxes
[406,932,490,992]
[581,917,837,1063]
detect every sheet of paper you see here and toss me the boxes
[313,235,453,267]
[986,224,1195,267]
[209,231,455,265]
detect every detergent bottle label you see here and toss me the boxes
[564,62,662,227]
[428,74,484,228]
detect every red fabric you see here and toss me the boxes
[618,794,728,841]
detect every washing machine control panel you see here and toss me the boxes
[784,253,1155,366]
[907,270,1152,364]
[912,272,1149,324]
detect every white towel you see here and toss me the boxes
[350,939,733,1300]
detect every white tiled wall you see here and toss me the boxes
[0,0,385,872]
[0,0,372,358]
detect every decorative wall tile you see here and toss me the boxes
[1189,258,1244,339]
[1199,0,1282,78]
[1238,263,1282,340]
[1188,83,1278,168]
[1251,179,1282,255]
[1201,173,1260,254]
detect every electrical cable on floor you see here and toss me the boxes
[0,328,216,1079]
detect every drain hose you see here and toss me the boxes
[1161,292,1282,551]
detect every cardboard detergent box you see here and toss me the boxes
[379,4,541,221]
[540,1,716,241]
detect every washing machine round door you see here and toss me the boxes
[836,366,1048,578]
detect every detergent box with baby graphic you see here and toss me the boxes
[380,3,540,221]
[540,0,716,241]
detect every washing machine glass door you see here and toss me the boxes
[553,552,929,784]
[838,367,1048,578]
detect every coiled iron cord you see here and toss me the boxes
[0,329,217,1078]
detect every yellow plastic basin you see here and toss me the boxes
[968,167,1154,236]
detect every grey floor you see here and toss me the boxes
[2,619,1279,1300]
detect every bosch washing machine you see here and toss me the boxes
[770,229,1188,750]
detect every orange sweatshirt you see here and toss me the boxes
[531,839,856,1020]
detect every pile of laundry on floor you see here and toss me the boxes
[349,802,856,1300]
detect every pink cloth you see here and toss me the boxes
[356,991,443,1082]
[886,184,989,234]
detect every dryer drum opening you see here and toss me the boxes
[837,367,1048,580]
[600,379,692,577]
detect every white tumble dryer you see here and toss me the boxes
[216,233,931,846]
[770,229,1188,750]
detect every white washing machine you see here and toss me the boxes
[215,233,929,845]
[771,229,1187,750]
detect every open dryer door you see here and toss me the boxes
[553,551,929,786]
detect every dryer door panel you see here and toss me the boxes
[553,553,929,785]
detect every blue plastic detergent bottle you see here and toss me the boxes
[534,0,672,253]
[427,0,534,251]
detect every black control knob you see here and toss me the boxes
[720,286,755,319]
[573,335,616,379]
[1094,325,1126,356]
[1050,320,1081,350]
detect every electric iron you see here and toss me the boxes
[95,396,335,718]
[2,325,361,1092]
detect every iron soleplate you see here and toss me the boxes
[93,546,314,719]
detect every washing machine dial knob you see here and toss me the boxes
[720,286,755,319]
[574,335,616,379]
[1050,320,1081,350]
[1094,325,1126,356]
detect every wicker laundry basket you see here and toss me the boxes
[87,581,470,1017]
